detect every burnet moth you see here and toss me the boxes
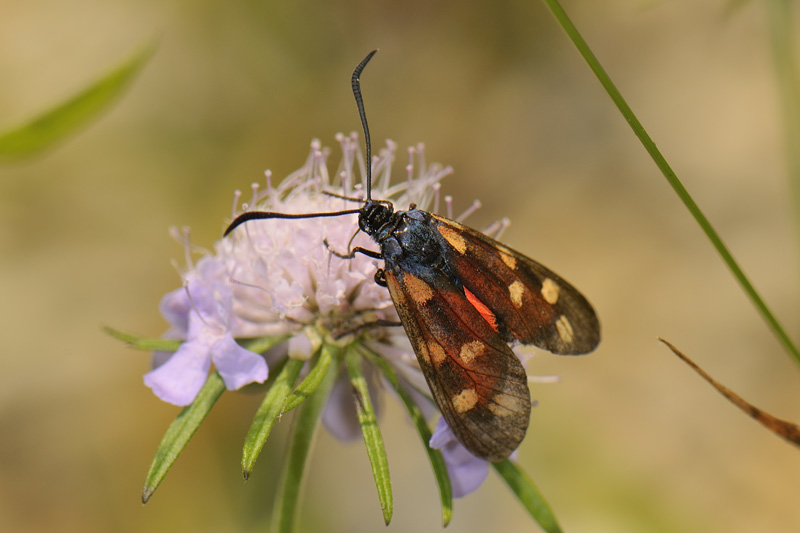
[224,50,600,462]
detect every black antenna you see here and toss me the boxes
[352,50,378,201]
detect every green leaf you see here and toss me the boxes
[492,459,562,533]
[103,326,182,352]
[543,0,800,366]
[241,357,305,479]
[362,346,452,526]
[282,342,336,412]
[271,346,340,533]
[345,347,393,525]
[142,371,226,504]
[241,335,291,355]
[0,42,155,161]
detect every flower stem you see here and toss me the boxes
[543,0,800,366]
[271,344,340,533]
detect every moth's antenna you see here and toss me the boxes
[352,50,378,202]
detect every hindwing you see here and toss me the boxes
[429,214,600,355]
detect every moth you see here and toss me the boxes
[225,50,600,462]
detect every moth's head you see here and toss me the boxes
[358,201,393,236]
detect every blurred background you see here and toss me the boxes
[2,0,799,531]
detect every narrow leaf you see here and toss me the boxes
[142,371,225,503]
[0,42,155,160]
[493,459,563,533]
[660,338,800,447]
[543,0,800,366]
[363,346,452,526]
[272,346,340,533]
[345,347,393,525]
[103,326,182,352]
[242,358,305,479]
[282,342,336,412]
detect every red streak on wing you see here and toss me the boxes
[463,286,498,331]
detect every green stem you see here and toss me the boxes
[543,0,800,366]
[271,346,340,533]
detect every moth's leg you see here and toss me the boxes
[333,318,403,340]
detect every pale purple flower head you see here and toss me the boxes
[146,134,452,408]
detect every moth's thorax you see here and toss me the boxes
[376,208,447,274]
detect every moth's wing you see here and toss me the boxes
[384,268,531,462]
[430,214,600,355]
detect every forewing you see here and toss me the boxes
[384,268,531,462]
[430,214,600,355]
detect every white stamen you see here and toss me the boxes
[432,183,441,214]
[445,195,453,219]
[250,182,260,207]
[528,375,561,384]
[231,190,242,218]
[264,169,273,192]
[229,277,269,293]
[457,199,481,222]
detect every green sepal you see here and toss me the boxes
[362,345,452,526]
[492,459,563,533]
[241,357,305,479]
[0,42,155,161]
[345,347,393,525]
[141,371,226,504]
[271,345,340,533]
[281,342,336,412]
[103,326,183,352]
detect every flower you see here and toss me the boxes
[144,256,269,405]
[145,132,531,497]
[429,417,490,498]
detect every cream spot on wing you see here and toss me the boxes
[403,272,433,304]
[555,315,575,345]
[488,393,525,417]
[428,340,447,366]
[417,340,431,365]
[437,225,467,254]
[459,340,486,365]
[509,280,526,308]
[500,250,517,270]
[541,278,560,305]
[452,388,479,413]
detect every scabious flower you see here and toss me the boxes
[144,133,535,498]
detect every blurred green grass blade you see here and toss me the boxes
[241,358,305,479]
[282,343,336,412]
[103,326,181,352]
[493,459,562,533]
[271,350,338,533]
[142,371,225,504]
[767,0,800,232]
[0,42,155,161]
[362,346,452,526]
[345,347,393,525]
[543,0,800,366]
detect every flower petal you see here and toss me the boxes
[211,335,268,390]
[430,417,490,498]
[144,340,212,406]
[322,370,362,441]
[159,287,191,334]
